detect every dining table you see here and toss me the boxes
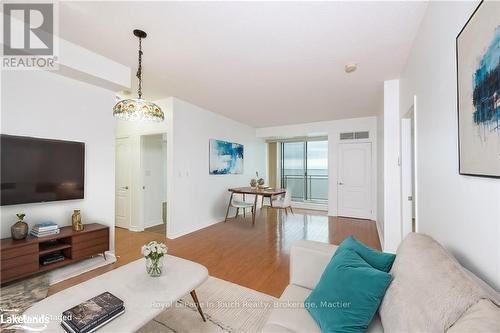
[226,187,287,225]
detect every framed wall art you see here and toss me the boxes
[209,139,244,175]
[456,0,499,178]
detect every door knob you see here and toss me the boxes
[338,182,344,185]
[121,186,129,190]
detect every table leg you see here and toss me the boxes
[261,195,264,207]
[270,196,273,207]
[224,193,233,222]
[190,290,206,322]
[252,194,258,225]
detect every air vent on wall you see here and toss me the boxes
[340,132,354,140]
[340,131,370,140]
[355,131,369,139]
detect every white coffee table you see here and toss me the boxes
[23,255,209,332]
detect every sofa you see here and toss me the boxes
[262,233,500,332]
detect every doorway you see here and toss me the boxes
[337,142,372,219]
[115,137,132,229]
[401,99,417,237]
[142,134,168,236]
[114,132,168,236]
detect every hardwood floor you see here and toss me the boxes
[48,208,380,298]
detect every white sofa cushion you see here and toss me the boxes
[379,233,490,332]
[262,284,384,333]
[447,299,500,333]
[263,285,321,333]
[290,240,337,290]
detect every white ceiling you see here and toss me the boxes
[59,1,427,127]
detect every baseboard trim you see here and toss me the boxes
[168,216,223,239]
[144,219,164,228]
[129,226,145,232]
[291,201,328,211]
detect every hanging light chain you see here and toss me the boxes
[137,37,143,99]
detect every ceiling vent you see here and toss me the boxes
[340,131,369,140]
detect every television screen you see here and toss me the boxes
[1,135,85,206]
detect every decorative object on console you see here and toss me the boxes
[30,221,60,238]
[142,241,168,277]
[456,0,500,178]
[61,292,124,333]
[11,213,28,240]
[72,209,84,231]
[112,29,164,122]
[250,178,258,188]
[209,139,244,175]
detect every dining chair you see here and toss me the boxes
[271,189,294,215]
[224,193,255,222]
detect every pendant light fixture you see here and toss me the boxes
[113,29,164,122]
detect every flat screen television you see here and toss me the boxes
[1,135,85,206]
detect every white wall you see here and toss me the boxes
[1,70,116,249]
[383,80,402,252]
[164,98,266,238]
[399,1,500,289]
[256,116,378,220]
[142,134,166,228]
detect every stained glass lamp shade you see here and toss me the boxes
[113,29,164,122]
[113,98,163,121]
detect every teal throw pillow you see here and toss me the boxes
[305,248,392,333]
[338,236,395,272]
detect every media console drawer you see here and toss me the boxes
[0,223,109,284]
[72,229,109,245]
[2,243,38,260]
[1,244,39,281]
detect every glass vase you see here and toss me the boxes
[145,256,164,277]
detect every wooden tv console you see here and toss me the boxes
[0,223,109,284]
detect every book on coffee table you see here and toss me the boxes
[61,292,124,333]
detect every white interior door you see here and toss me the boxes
[115,138,131,229]
[401,118,413,237]
[338,142,372,219]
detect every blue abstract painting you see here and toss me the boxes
[472,26,500,133]
[209,139,244,175]
[457,1,500,177]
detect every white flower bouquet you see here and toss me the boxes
[141,241,168,277]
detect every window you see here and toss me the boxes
[281,139,328,202]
